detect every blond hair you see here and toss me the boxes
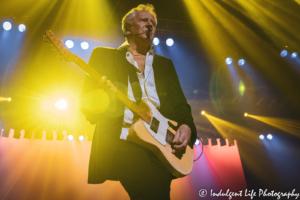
[121,4,157,33]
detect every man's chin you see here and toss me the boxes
[140,36,153,44]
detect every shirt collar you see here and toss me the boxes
[120,41,155,54]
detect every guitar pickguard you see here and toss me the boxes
[142,100,172,146]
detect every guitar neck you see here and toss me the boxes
[74,56,151,124]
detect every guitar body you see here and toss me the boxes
[127,99,194,178]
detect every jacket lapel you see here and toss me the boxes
[113,46,130,94]
[152,54,166,101]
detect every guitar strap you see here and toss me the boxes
[126,64,142,105]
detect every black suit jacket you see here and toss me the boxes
[81,46,197,184]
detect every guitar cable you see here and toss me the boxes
[193,137,203,162]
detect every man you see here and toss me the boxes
[81,4,197,200]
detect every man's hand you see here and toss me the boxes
[172,124,191,154]
[99,76,117,94]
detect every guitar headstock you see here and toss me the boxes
[43,30,77,62]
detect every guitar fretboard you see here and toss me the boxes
[75,56,151,124]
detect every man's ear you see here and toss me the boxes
[124,25,131,36]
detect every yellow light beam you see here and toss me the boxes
[0,97,11,102]
[247,115,300,137]
[204,114,273,181]
[204,114,258,141]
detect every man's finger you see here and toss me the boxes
[99,76,107,87]
[103,80,112,91]
[172,139,189,153]
[172,130,181,143]
[173,139,189,150]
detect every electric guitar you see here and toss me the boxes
[43,30,194,177]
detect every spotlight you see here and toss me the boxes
[244,112,248,117]
[3,21,12,31]
[166,38,174,46]
[259,135,264,140]
[67,135,74,141]
[238,59,245,66]
[194,138,200,145]
[153,37,160,45]
[65,40,74,49]
[225,57,233,65]
[280,50,288,57]
[55,99,68,110]
[239,81,246,96]
[201,111,205,115]
[291,52,298,59]
[81,42,89,50]
[267,134,273,140]
[8,98,11,102]
[193,89,198,94]
[79,135,85,141]
[18,24,26,32]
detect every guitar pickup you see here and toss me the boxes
[150,117,159,133]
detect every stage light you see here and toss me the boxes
[81,42,89,50]
[201,111,205,115]
[3,21,12,31]
[259,135,264,140]
[280,50,288,57]
[166,38,174,46]
[79,135,85,141]
[238,59,245,66]
[153,37,159,45]
[65,40,74,49]
[0,97,12,102]
[18,24,26,32]
[291,52,298,59]
[225,57,233,65]
[244,113,248,117]
[267,134,273,140]
[194,138,200,145]
[193,89,198,94]
[240,85,245,91]
[67,135,74,141]
[55,99,68,110]
[239,81,245,96]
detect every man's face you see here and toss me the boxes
[128,10,156,44]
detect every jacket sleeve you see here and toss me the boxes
[167,59,197,144]
[80,47,106,124]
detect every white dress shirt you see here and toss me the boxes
[120,45,160,140]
